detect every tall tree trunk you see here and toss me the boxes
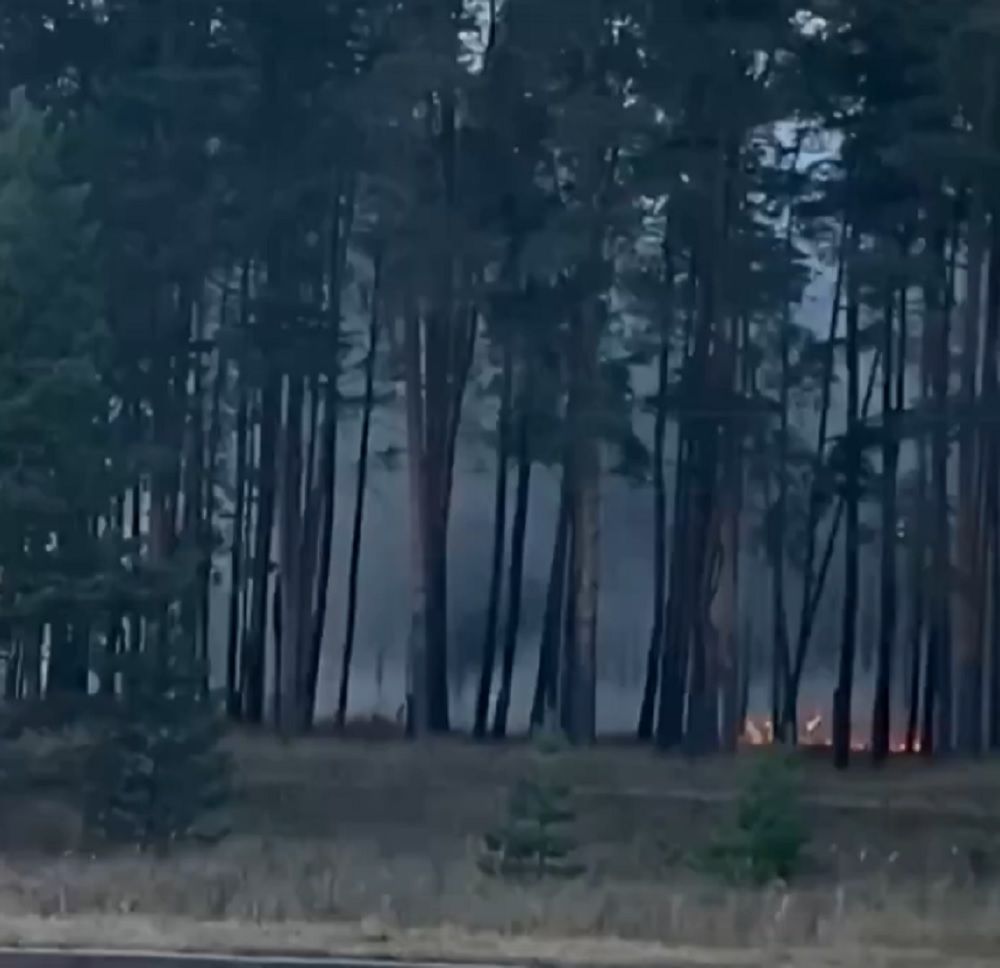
[532,467,571,729]
[772,259,791,740]
[305,183,355,724]
[336,258,381,728]
[277,376,306,736]
[786,219,847,731]
[921,216,952,756]
[985,208,1000,749]
[227,352,250,719]
[492,370,533,738]
[956,180,990,755]
[654,252,699,748]
[873,290,898,762]
[243,375,279,725]
[637,242,673,741]
[404,308,429,735]
[474,335,513,738]
[568,302,600,745]
[560,499,578,737]
[655,430,691,748]
[833,243,860,770]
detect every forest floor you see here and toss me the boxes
[0,728,999,963]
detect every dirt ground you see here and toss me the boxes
[1,731,1000,962]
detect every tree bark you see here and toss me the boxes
[305,183,355,725]
[833,242,860,770]
[568,301,600,745]
[243,375,279,725]
[872,290,898,762]
[492,367,533,738]
[531,467,571,729]
[637,242,673,741]
[337,257,382,728]
[474,335,513,738]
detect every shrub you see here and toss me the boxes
[697,750,808,884]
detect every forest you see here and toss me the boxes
[2,0,1000,766]
[4,0,1000,959]
[1,0,1000,761]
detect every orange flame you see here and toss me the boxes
[740,711,921,753]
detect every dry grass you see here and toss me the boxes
[2,733,1000,962]
[0,839,997,962]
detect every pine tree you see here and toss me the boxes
[479,743,584,879]
[85,623,230,853]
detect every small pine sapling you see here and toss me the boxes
[697,750,808,884]
[479,747,584,879]
[85,623,230,853]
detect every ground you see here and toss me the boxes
[1,726,1000,964]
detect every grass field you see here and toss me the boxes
[1,730,1000,962]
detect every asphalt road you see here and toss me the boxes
[0,950,765,968]
[0,955,539,968]
[0,952,745,968]
[0,948,537,968]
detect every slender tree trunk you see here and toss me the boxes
[786,219,847,728]
[305,184,355,724]
[492,370,533,738]
[336,258,381,728]
[102,496,125,697]
[772,262,791,740]
[989,468,1000,748]
[227,354,250,718]
[638,243,673,741]
[956,182,989,753]
[22,625,41,700]
[474,335,512,738]
[560,497,578,736]
[873,290,898,762]
[568,302,600,745]
[656,430,691,748]
[922,217,952,756]
[277,376,306,737]
[985,209,1000,749]
[243,375,279,725]
[833,245,860,769]
[905,281,925,754]
[532,468,571,729]
[655,255,698,749]
[404,308,429,735]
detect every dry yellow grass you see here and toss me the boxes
[0,836,996,956]
[2,735,1000,963]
